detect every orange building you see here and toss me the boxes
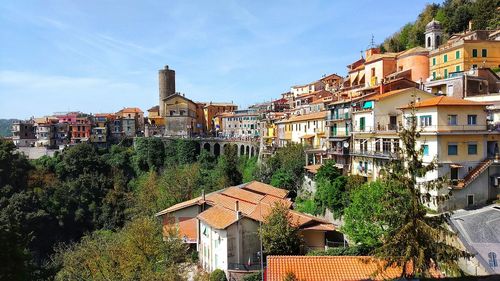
[203,102,238,135]
[394,46,430,83]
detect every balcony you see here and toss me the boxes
[415,124,488,133]
[328,147,349,155]
[351,149,400,159]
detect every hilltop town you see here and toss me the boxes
[7,19,500,280]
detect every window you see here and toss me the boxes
[482,49,487,57]
[468,115,477,125]
[427,37,431,48]
[448,115,458,125]
[432,72,436,79]
[444,69,448,78]
[455,50,460,59]
[359,117,365,131]
[472,49,478,57]
[420,115,432,127]
[456,65,460,72]
[448,143,458,155]
[468,143,478,155]
[444,54,448,62]
[432,58,436,66]
[472,64,477,69]
[488,252,498,268]
[422,145,429,156]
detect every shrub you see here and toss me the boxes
[243,271,262,281]
[209,269,227,281]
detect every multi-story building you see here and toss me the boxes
[350,88,435,180]
[204,102,238,136]
[428,25,500,81]
[275,111,327,164]
[145,105,165,137]
[117,107,144,137]
[290,80,325,97]
[70,115,92,143]
[156,181,341,278]
[91,113,112,146]
[162,93,200,137]
[320,73,343,92]
[364,48,398,88]
[11,120,36,147]
[220,109,260,139]
[34,117,58,148]
[109,116,123,142]
[400,96,500,211]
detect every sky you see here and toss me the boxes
[0,0,439,119]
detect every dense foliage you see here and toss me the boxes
[0,119,17,137]
[381,0,499,52]
[209,269,228,281]
[260,203,303,256]
[0,138,256,280]
[257,143,305,197]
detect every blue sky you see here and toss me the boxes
[0,0,438,119]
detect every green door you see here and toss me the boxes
[359,117,365,131]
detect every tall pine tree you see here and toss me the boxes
[375,102,469,278]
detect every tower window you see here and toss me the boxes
[427,37,431,47]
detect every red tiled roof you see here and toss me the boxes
[266,256,408,281]
[197,205,238,229]
[304,164,322,174]
[242,181,288,199]
[221,186,265,204]
[205,193,256,214]
[399,96,491,109]
[155,196,203,216]
[121,107,144,113]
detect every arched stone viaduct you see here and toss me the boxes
[199,139,260,158]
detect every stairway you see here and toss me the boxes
[454,159,493,189]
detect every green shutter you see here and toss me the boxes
[472,49,478,57]
[482,49,487,57]
[444,69,448,78]
[455,50,460,59]
[444,54,448,62]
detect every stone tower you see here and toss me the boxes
[158,65,176,117]
[425,19,443,51]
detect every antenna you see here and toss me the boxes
[368,34,376,49]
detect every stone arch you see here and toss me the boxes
[214,143,221,157]
[246,145,250,156]
[240,144,245,156]
[223,143,229,155]
[203,142,211,153]
[250,146,254,157]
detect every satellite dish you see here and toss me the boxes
[343,142,349,148]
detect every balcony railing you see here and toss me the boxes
[327,113,351,122]
[351,149,400,159]
[228,263,262,271]
[413,124,488,132]
[328,147,349,155]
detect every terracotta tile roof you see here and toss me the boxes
[399,95,491,109]
[367,87,434,102]
[121,107,144,113]
[205,193,256,214]
[197,205,238,229]
[304,164,322,174]
[365,52,398,63]
[242,181,289,199]
[286,111,327,123]
[147,105,159,112]
[221,186,265,204]
[266,256,406,281]
[155,196,203,216]
[260,195,293,209]
[397,46,429,58]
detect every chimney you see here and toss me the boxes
[468,20,473,31]
[235,200,241,220]
[201,189,205,201]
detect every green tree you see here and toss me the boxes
[55,217,188,281]
[471,0,499,30]
[215,144,242,187]
[133,137,165,172]
[374,108,468,278]
[260,203,302,256]
[342,181,410,247]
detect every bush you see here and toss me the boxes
[306,245,372,256]
[243,271,262,281]
[209,269,227,281]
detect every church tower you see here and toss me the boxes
[425,19,443,51]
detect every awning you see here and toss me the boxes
[300,134,315,139]
[363,101,373,109]
[329,137,349,142]
[450,163,464,168]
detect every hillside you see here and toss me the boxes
[0,119,16,137]
[381,0,499,52]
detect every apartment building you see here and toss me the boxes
[400,96,500,211]
[220,109,260,139]
[11,120,36,147]
[350,88,435,180]
[203,102,238,136]
[429,28,500,80]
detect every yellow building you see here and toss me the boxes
[163,93,200,136]
[429,30,500,80]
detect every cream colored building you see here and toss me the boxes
[400,96,500,211]
[350,88,435,180]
